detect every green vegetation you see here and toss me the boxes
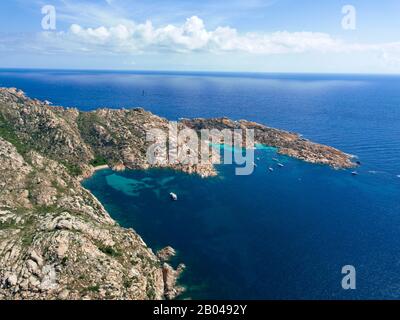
[89,155,108,167]
[19,215,37,246]
[77,112,102,128]
[77,113,103,141]
[123,278,133,289]
[35,205,62,215]
[77,112,117,145]
[61,256,68,266]
[86,285,100,293]
[146,279,156,300]
[21,233,35,246]
[51,180,67,194]
[0,220,16,230]
[0,113,30,156]
[1,113,83,177]
[61,162,83,177]
[98,245,121,257]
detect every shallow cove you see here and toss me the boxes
[82,146,400,300]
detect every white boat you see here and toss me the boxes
[169,192,178,201]
[351,171,358,176]
[277,163,284,168]
[268,167,274,172]
[272,158,279,162]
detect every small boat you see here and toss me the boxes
[268,167,274,172]
[169,192,178,201]
[272,158,279,162]
[351,171,359,176]
[277,163,284,168]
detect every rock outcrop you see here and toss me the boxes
[157,246,176,262]
[0,137,170,300]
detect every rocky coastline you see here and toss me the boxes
[181,118,356,170]
[0,87,356,300]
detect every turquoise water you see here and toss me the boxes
[83,147,400,299]
[2,70,400,299]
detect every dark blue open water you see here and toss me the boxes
[1,69,400,299]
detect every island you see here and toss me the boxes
[0,87,356,300]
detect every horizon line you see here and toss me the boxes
[1,67,400,77]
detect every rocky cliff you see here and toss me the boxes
[0,87,355,300]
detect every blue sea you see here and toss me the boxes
[1,69,400,299]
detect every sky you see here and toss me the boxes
[1,0,400,73]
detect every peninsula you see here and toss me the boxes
[0,87,356,300]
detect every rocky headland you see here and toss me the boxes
[0,87,356,300]
[181,118,355,169]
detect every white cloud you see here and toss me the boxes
[31,15,398,63]
[39,16,358,55]
[380,43,400,63]
[2,10,399,70]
